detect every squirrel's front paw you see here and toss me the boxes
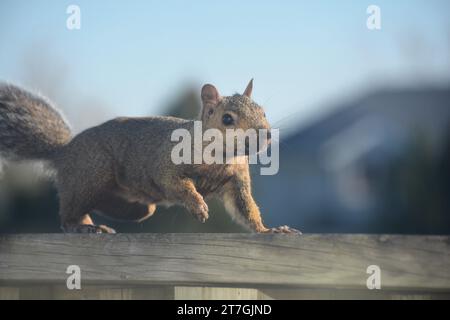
[264,225,301,235]
[189,199,209,223]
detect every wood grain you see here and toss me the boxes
[0,234,449,292]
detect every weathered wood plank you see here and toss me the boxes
[0,287,19,299]
[3,285,449,300]
[0,285,174,300]
[174,286,260,300]
[0,234,449,291]
[258,288,450,300]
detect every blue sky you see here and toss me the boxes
[0,0,449,131]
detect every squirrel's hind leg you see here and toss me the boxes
[61,214,116,234]
[59,194,117,234]
[93,192,157,222]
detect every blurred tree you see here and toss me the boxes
[163,88,201,120]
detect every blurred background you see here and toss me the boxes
[0,0,449,234]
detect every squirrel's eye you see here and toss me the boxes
[222,114,234,126]
[208,108,214,115]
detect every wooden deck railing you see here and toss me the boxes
[0,234,449,299]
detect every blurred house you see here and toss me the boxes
[253,87,450,234]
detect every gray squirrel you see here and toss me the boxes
[0,80,300,234]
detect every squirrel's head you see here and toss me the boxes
[200,79,271,154]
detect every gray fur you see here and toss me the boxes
[0,83,72,160]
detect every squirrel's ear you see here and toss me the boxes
[201,84,221,108]
[243,79,253,98]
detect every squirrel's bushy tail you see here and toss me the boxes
[0,83,72,161]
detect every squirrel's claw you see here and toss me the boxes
[265,225,302,235]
